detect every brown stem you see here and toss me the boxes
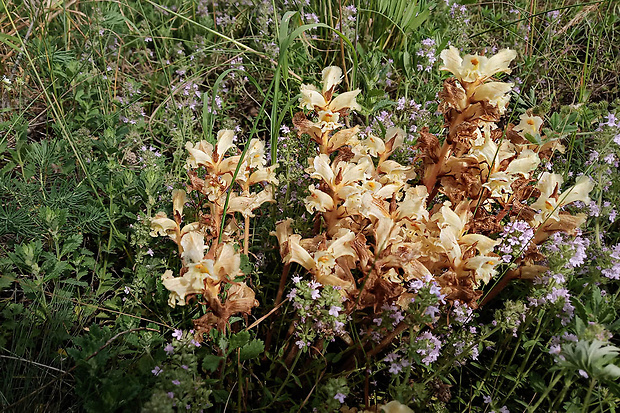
[319,130,330,154]
[243,215,250,256]
[174,225,184,260]
[341,321,411,371]
[274,263,291,307]
[480,271,519,306]
[283,332,300,367]
[364,364,370,408]
[424,139,453,196]
[212,203,222,251]
[366,321,411,358]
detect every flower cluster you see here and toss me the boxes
[150,129,278,334]
[497,220,534,263]
[274,48,593,361]
[143,330,212,413]
[414,331,443,366]
[287,276,349,350]
[416,38,438,72]
[602,244,620,280]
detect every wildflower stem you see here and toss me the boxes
[244,215,250,256]
[424,325,502,385]
[582,378,596,412]
[366,321,411,358]
[274,263,291,309]
[530,371,563,411]
[337,0,349,91]
[501,316,546,405]
[261,351,301,411]
[238,348,243,413]
[594,169,603,249]
[480,270,519,306]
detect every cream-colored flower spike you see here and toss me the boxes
[514,113,544,140]
[285,229,357,290]
[150,212,178,238]
[472,81,514,113]
[299,66,362,131]
[440,46,517,83]
[531,173,594,224]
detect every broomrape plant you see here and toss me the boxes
[150,129,277,334]
[149,46,600,410]
[275,47,594,361]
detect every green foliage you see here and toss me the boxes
[558,340,620,382]
[1,0,619,411]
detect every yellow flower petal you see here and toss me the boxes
[330,89,362,112]
[321,66,343,94]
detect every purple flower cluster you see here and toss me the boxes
[548,332,578,361]
[450,3,468,17]
[529,275,575,325]
[543,231,590,270]
[453,332,480,362]
[116,81,147,125]
[566,233,589,268]
[416,38,437,72]
[602,244,620,280]
[408,274,446,302]
[384,350,412,374]
[415,331,443,365]
[336,5,358,43]
[451,300,474,325]
[288,277,348,349]
[497,220,534,263]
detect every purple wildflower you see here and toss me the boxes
[329,306,341,316]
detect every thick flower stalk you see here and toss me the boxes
[150,129,277,334]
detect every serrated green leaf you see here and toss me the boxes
[61,233,83,258]
[229,331,250,351]
[44,261,71,281]
[240,339,264,361]
[575,317,586,335]
[0,273,15,290]
[61,279,89,287]
[218,336,228,353]
[202,354,223,372]
[239,254,252,276]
